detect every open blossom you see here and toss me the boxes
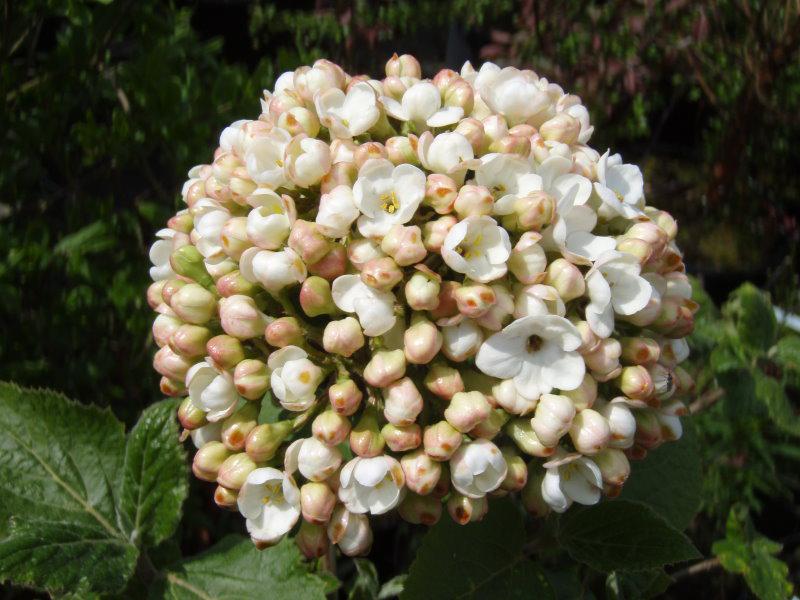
[541,192,616,265]
[475,65,550,126]
[186,359,239,422]
[541,452,603,513]
[149,228,180,281]
[593,150,645,220]
[285,436,342,482]
[316,185,359,239]
[238,467,301,545]
[449,439,508,498]
[441,216,511,283]
[315,81,380,139]
[353,159,426,238]
[476,315,585,400]
[382,81,463,129]
[339,455,405,515]
[246,189,294,250]
[331,274,396,336]
[268,346,323,411]
[417,131,476,176]
[245,128,292,188]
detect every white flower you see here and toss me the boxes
[186,359,239,422]
[239,246,307,293]
[475,315,585,400]
[315,82,380,139]
[268,346,323,411]
[541,200,616,265]
[441,318,484,361]
[513,284,566,319]
[193,199,230,259]
[331,274,397,337]
[417,131,476,176]
[475,153,537,205]
[219,119,249,156]
[541,452,603,513]
[316,185,359,238]
[381,81,463,129]
[338,456,405,515]
[149,228,178,281]
[593,150,644,220]
[246,189,294,250]
[237,467,301,545]
[475,66,551,126]
[190,421,223,449]
[284,436,342,482]
[245,128,292,188]
[492,379,539,416]
[585,251,653,338]
[353,159,425,238]
[284,135,331,188]
[449,439,508,498]
[441,216,511,283]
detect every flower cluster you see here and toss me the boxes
[148,54,697,557]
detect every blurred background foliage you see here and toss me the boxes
[1,0,798,598]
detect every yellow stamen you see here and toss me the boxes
[380,191,400,214]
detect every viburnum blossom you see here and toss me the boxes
[148,52,697,555]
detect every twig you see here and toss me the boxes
[689,387,725,414]
[672,557,721,581]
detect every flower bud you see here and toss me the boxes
[447,493,488,525]
[320,161,357,194]
[569,408,611,455]
[382,75,408,100]
[506,417,555,457]
[672,366,695,397]
[312,410,351,446]
[219,295,267,340]
[382,423,422,452]
[192,441,232,482]
[398,493,442,526]
[360,257,403,291]
[544,258,585,302]
[329,379,363,416]
[648,363,676,402]
[616,366,655,400]
[384,377,424,426]
[160,279,187,306]
[323,317,365,358]
[454,184,493,218]
[469,407,510,440]
[423,420,462,461]
[204,335,244,370]
[424,174,458,214]
[623,222,668,259]
[178,397,207,430]
[521,469,550,517]
[443,78,474,114]
[454,284,496,318]
[147,280,167,310]
[386,136,419,166]
[380,224,427,266]
[650,209,678,241]
[219,217,252,261]
[245,421,292,462]
[561,373,597,411]
[265,317,304,348]
[160,376,186,397]
[505,192,555,232]
[216,453,257,490]
[531,394,576,448]
[153,346,192,381]
[299,276,335,317]
[620,337,660,365]
[539,113,580,145]
[215,270,257,297]
[401,449,443,495]
[328,505,373,557]
[492,379,538,415]
[508,232,547,284]
[403,273,439,313]
[424,362,464,400]
[288,220,331,265]
[616,237,653,265]
[445,391,491,433]
[347,238,385,271]
[482,114,508,145]
[583,338,622,382]
[307,243,347,281]
[500,448,528,492]
[422,215,457,252]
[594,448,630,487]
[454,118,485,154]
[634,409,663,449]
[403,316,443,364]
[657,410,683,442]
[441,319,483,362]
[300,482,337,525]
[489,134,530,156]
[385,53,421,78]
[153,313,182,348]
[573,319,601,354]
[213,485,238,511]
[349,406,385,458]
[219,403,259,452]
[296,521,329,559]
[233,359,269,400]
[170,283,217,325]
[597,398,636,449]
[363,349,406,388]
[353,141,387,170]
[170,245,213,288]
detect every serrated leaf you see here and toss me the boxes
[402,499,554,600]
[120,398,188,548]
[753,370,800,436]
[723,283,777,355]
[0,382,137,595]
[618,423,701,530]
[152,535,328,600]
[557,500,700,572]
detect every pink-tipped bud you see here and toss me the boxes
[445,391,491,433]
[573,319,601,354]
[454,184,493,218]
[347,238,385,271]
[220,217,252,260]
[384,377,424,426]
[569,408,611,455]
[620,337,661,365]
[299,276,335,317]
[328,505,373,557]
[265,317,304,348]
[296,521,329,559]
[381,224,427,266]
[531,393,576,448]
[539,113,580,145]
[349,406,385,458]
[422,215,457,252]
[624,222,669,259]
[245,421,292,462]
[429,280,460,320]
[147,280,167,310]
[398,493,442,526]
[360,257,403,291]
[634,409,663,449]
[500,448,528,492]
[442,78,474,115]
[382,423,422,452]
[157,318,192,355]
[489,134,530,156]
[597,398,636,449]
[504,192,555,232]
[617,366,655,400]
[382,75,408,100]
[178,397,207,430]
[386,136,419,166]
[153,346,192,381]
[403,316,443,364]
[401,449,442,495]
[312,410,351,446]
[492,379,538,416]
[544,258,585,302]
[216,453,256,490]
[563,373,598,411]
[233,359,269,400]
[323,317,365,358]
[215,270,257,297]
[206,334,245,370]
[482,114,509,145]
[363,349,406,388]
[221,403,259,451]
[192,441,232,482]
[616,237,653,265]
[454,118,485,154]
[168,211,194,233]
[424,362,464,400]
[278,106,321,137]
[329,379,363,416]
[308,243,347,281]
[219,295,267,340]
[300,482,337,525]
[447,493,488,525]
[213,485,238,511]
[454,283,496,318]
[594,448,631,487]
[506,418,555,458]
[161,279,187,306]
[583,338,622,382]
[423,420,462,461]
[353,141,387,170]
[288,219,330,265]
[385,53,421,78]
[320,162,357,194]
[170,283,217,325]
[521,469,551,517]
[508,232,547,283]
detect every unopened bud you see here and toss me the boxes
[508,232,547,283]
[329,379,363,416]
[178,397,207,430]
[213,485,238,510]
[265,317,304,348]
[278,106,320,137]
[288,220,330,265]
[300,482,337,525]
[215,270,257,297]
[616,237,653,265]
[620,337,660,365]
[221,403,259,451]
[160,279,186,306]
[562,373,598,411]
[233,359,269,400]
[423,420,462,461]
[454,184,493,218]
[403,316,443,364]
[385,53,421,78]
[624,222,669,259]
[424,362,464,400]
[384,377,424,426]
[573,319,601,354]
[312,410,351,446]
[569,408,611,455]
[220,217,252,260]
[634,409,663,449]
[492,379,538,415]
[454,118,485,154]
[328,505,373,557]
[405,270,440,311]
[320,162,357,195]
[153,313,182,348]
[219,295,267,340]
[360,257,403,290]
[206,334,245,370]
[441,319,483,362]
[469,408,510,440]
[616,366,655,400]
[217,453,256,490]
[539,113,580,145]
[447,493,488,525]
[422,215,457,252]
[500,448,528,492]
[401,449,443,495]
[147,280,167,310]
[454,283,496,318]
[153,346,192,381]
[597,398,636,449]
[504,192,554,232]
[299,276,335,317]
[386,136,419,166]
[521,469,550,517]
[192,441,232,482]
[594,448,630,487]
[308,243,347,281]
[353,141,387,170]
[423,173,458,214]
[506,418,555,458]
[583,338,622,382]
[349,406,385,457]
[445,391,491,433]
[364,349,406,388]
[245,421,292,462]
[482,115,508,145]
[347,238,385,271]
[531,394,576,448]
[170,245,213,288]
[171,283,217,325]
[544,259,585,302]
[398,493,442,526]
[382,423,422,452]
[296,521,329,559]
[323,317,365,358]
[381,224,427,266]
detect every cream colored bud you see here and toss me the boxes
[219,294,267,340]
[423,420,462,461]
[233,359,269,400]
[544,259,585,302]
[216,452,256,490]
[363,349,406,388]
[620,337,661,365]
[381,423,422,452]
[385,136,419,165]
[422,215,457,252]
[360,257,403,291]
[454,185,493,218]
[447,493,488,525]
[500,448,528,492]
[445,391,491,433]
[328,379,363,416]
[403,316,443,365]
[594,448,631,487]
[562,373,598,411]
[454,118,485,154]
[569,408,611,455]
[531,394,576,448]
[405,271,441,311]
[300,482,337,525]
[206,334,245,370]
[398,492,442,526]
[401,449,443,495]
[323,317,365,358]
[170,283,216,325]
[454,284,496,318]
[383,377,424,426]
[424,174,458,215]
[265,316,304,348]
[381,224,426,266]
[583,338,622,382]
[385,53,421,78]
[539,113,580,145]
[505,418,555,458]
[221,403,259,451]
[424,362,464,400]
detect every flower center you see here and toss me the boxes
[275,158,284,168]
[456,233,483,259]
[491,183,506,196]
[380,191,400,214]
[561,463,578,481]
[615,190,624,202]
[527,335,543,352]
[261,482,284,505]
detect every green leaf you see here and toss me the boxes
[378,575,407,599]
[557,500,700,572]
[773,335,800,372]
[0,382,137,595]
[153,535,329,600]
[618,423,702,530]
[605,569,671,600]
[348,558,380,600]
[120,398,188,548]
[753,370,800,436]
[723,283,778,355]
[402,499,554,600]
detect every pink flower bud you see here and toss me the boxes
[153,313,182,348]
[594,448,631,487]
[445,391,491,433]
[213,485,238,511]
[301,482,337,525]
[398,493,442,526]
[424,363,464,400]
[624,222,669,259]
[353,141,388,170]
[573,319,601,354]
[384,377,424,426]
[447,493,488,525]
[320,162,357,194]
[323,317,365,358]
[620,337,661,365]
[539,113,580,145]
[349,406,385,458]
[288,220,331,265]
[205,334,245,370]
[454,184,493,218]
[405,271,441,311]
[500,448,528,492]
[347,238,385,271]
[482,114,509,145]
[569,408,611,455]
[562,373,598,411]
[278,106,321,137]
[489,134,531,156]
[299,276,335,317]
[403,316,443,365]
[616,237,653,265]
[329,379,363,416]
[531,394,576,448]
[634,409,663,449]
[422,215,457,252]
[597,398,636,449]
[508,232,547,284]
[381,423,422,452]
[245,421,292,462]
[506,418,555,457]
[153,346,192,381]
[147,280,167,310]
[265,317,304,348]
[178,397,207,430]
[401,449,442,495]
[364,349,406,388]
[454,283,496,318]
[219,295,268,340]
[382,75,408,100]
[492,379,538,416]
[616,366,655,400]
[583,338,622,382]
[469,408,510,440]
[168,211,194,233]
[381,224,427,266]
[170,283,217,325]
[544,258,585,302]
[233,359,269,400]
[382,137,417,169]
[221,403,259,451]
[443,78,474,114]
[327,505,373,557]
[429,280,461,320]
[296,521,329,559]
[508,123,537,138]
[385,53,421,78]
[360,257,403,291]
[521,469,551,517]
[454,118,486,154]
[432,68,459,91]
[307,243,347,281]
[312,410,351,447]
[220,217,252,260]
[205,450,249,490]
[423,420,462,461]
[215,270,257,297]
[504,192,555,232]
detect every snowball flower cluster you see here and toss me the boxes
[148,53,697,557]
